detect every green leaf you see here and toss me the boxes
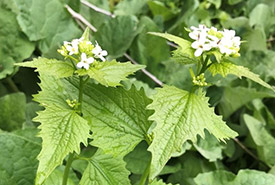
[124,141,151,174]
[150,179,174,185]
[129,17,170,73]
[0,7,35,79]
[79,150,131,185]
[77,60,145,87]
[0,129,41,185]
[94,15,140,58]
[208,61,274,90]
[114,0,148,15]
[34,106,90,185]
[149,32,197,63]
[35,74,152,158]
[43,166,78,185]
[243,114,275,166]
[33,75,90,185]
[249,4,272,30]
[0,93,26,131]
[218,87,275,118]
[16,57,75,78]
[13,0,81,56]
[147,0,179,21]
[194,131,225,162]
[194,169,275,185]
[147,85,237,179]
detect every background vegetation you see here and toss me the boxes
[0,0,275,184]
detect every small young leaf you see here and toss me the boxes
[147,85,237,179]
[77,60,145,87]
[150,179,174,185]
[16,57,75,78]
[208,61,274,90]
[79,150,131,185]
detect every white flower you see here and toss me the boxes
[77,53,94,70]
[92,41,108,61]
[191,39,212,57]
[218,29,241,55]
[64,39,80,55]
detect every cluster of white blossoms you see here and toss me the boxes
[58,38,108,70]
[189,25,241,57]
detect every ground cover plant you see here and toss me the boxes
[0,0,275,185]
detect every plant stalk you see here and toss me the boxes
[78,76,84,114]
[6,77,19,92]
[139,158,151,185]
[62,153,75,185]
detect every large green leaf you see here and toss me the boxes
[194,170,275,185]
[77,60,144,87]
[36,74,153,158]
[43,167,78,185]
[114,0,148,15]
[147,85,237,179]
[0,93,26,131]
[208,61,274,90]
[129,17,170,74]
[17,57,75,78]
[0,7,34,79]
[249,4,272,31]
[34,106,90,185]
[218,87,275,118]
[13,0,81,55]
[94,15,140,58]
[33,75,90,185]
[79,150,131,185]
[0,129,41,185]
[243,114,275,166]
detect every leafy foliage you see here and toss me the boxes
[77,60,144,87]
[147,85,237,179]
[80,150,131,185]
[209,60,274,90]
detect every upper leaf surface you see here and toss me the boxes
[36,74,152,158]
[34,106,90,185]
[16,57,75,78]
[208,61,274,90]
[77,60,145,87]
[79,150,131,185]
[0,129,41,185]
[33,75,90,185]
[147,85,237,179]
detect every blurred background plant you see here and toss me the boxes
[0,0,274,184]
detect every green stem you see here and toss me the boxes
[139,157,151,185]
[78,76,84,114]
[62,153,75,185]
[199,55,210,74]
[6,77,19,92]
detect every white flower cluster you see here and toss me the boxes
[189,25,241,57]
[58,38,108,70]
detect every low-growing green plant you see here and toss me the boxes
[16,24,274,185]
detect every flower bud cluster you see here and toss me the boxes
[189,25,241,57]
[58,37,108,70]
[192,73,208,86]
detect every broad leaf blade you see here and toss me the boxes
[208,61,274,90]
[0,129,41,185]
[80,150,131,185]
[16,57,75,78]
[147,85,237,179]
[34,106,90,185]
[77,60,145,87]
